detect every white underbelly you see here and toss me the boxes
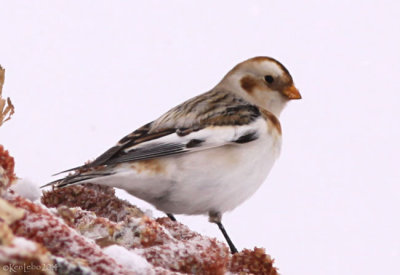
[98,134,281,215]
[165,136,280,214]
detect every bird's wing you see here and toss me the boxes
[98,117,264,166]
[45,114,267,188]
[57,90,267,173]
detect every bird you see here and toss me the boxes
[43,56,301,254]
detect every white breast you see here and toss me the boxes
[160,130,281,215]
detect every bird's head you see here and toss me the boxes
[219,56,301,117]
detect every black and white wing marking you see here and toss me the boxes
[101,122,262,166]
[56,102,264,174]
[44,117,263,188]
[88,101,263,166]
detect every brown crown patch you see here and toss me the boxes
[232,56,293,84]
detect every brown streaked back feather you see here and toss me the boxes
[150,89,260,130]
[59,89,262,172]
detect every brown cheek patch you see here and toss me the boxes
[261,109,282,135]
[131,159,166,175]
[240,76,258,94]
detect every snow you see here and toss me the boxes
[10,179,41,202]
[11,237,38,252]
[103,245,153,273]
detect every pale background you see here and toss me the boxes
[1,1,399,274]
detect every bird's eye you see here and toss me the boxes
[264,75,274,84]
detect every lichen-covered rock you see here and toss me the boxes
[41,184,143,222]
[142,218,229,274]
[1,146,278,274]
[55,207,230,274]
[229,247,278,275]
[5,193,133,275]
[0,145,16,195]
[0,236,55,275]
[0,195,54,275]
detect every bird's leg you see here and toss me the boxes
[166,213,177,221]
[209,211,238,254]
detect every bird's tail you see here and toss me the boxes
[41,170,115,189]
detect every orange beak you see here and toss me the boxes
[283,85,301,100]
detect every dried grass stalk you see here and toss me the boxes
[0,65,15,127]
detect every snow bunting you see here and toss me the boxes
[44,56,301,253]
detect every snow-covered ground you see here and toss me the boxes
[1,2,399,274]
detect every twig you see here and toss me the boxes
[0,65,15,127]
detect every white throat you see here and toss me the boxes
[259,92,287,117]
